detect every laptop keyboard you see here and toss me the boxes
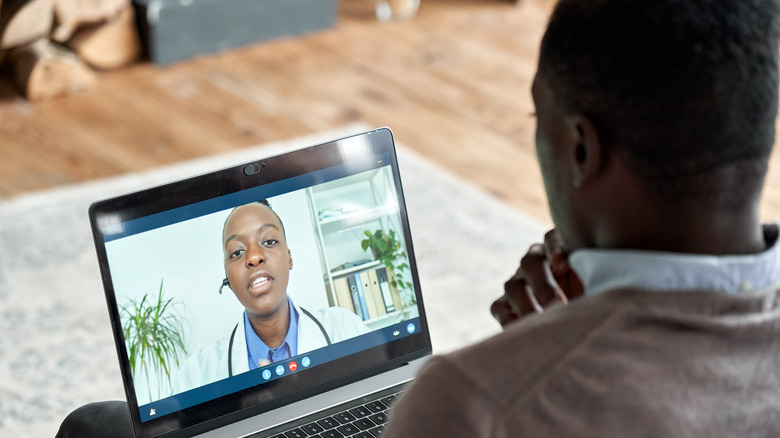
[262,389,403,438]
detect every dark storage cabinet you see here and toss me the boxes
[133,0,337,65]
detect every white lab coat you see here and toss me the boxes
[171,302,369,395]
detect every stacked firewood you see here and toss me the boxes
[0,0,141,100]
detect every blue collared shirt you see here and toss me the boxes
[568,225,780,296]
[244,298,299,370]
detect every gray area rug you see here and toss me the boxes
[0,124,547,436]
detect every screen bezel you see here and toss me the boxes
[88,128,431,438]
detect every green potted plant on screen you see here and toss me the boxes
[361,228,416,307]
[120,280,188,401]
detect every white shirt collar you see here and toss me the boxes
[569,225,780,296]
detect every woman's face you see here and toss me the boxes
[223,204,292,320]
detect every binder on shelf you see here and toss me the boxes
[368,269,393,314]
[332,277,354,314]
[350,273,370,321]
[347,275,366,320]
[330,266,408,323]
[361,270,387,319]
[377,267,404,311]
[360,272,376,320]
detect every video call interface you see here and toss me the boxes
[101,155,422,422]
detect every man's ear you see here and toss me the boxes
[288,249,293,270]
[566,115,603,188]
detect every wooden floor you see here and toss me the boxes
[1,0,779,226]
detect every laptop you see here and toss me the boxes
[89,128,431,438]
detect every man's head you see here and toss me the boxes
[534,0,780,251]
[222,201,293,319]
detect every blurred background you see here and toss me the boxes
[2,0,780,231]
[0,0,553,229]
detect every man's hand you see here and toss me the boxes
[490,230,584,328]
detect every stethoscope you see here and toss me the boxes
[220,279,332,377]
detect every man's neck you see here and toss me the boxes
[596,201,765,255]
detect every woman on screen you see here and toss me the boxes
[171,200,369,394]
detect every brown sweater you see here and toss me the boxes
[384,288,780,437]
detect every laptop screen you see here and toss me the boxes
[89,129,430,437]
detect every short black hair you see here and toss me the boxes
[539,0,780,205]
[256,199,286,238]
[223,199,286,240]
[254,199,286,238]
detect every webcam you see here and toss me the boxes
[243,163,264,176]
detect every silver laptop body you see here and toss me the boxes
[89,128,431,437]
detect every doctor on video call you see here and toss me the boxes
[171,200,369,394]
